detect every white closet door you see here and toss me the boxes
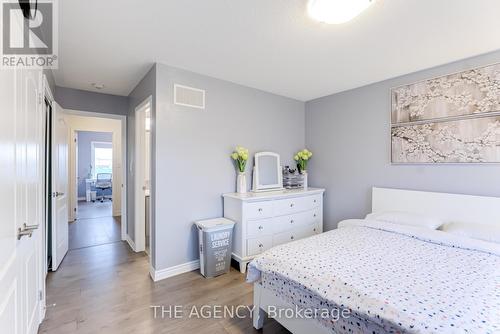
[22,68,43,334]
[0,65,43,334]
[0,57,23,334]
[51,103,69,271]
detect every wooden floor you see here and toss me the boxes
[69,201,121,250]
[77,200,113,220]
[39,241,289,333]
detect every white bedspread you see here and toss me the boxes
[247,220,500,334]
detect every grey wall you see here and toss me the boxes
[55,86,128,115]
[127,64,156,253]
[77,131,113,197]
[154,63,305,270]
[305,50,500,231]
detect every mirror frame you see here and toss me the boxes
[252,152,283,192]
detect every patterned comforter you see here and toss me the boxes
[247,220,500,334]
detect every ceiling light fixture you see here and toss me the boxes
[307,0,375,24]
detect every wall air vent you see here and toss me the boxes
[174,84,205,109]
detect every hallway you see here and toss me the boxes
[77,201,113,220]
[69,201,121,250]
[39,241,288,334]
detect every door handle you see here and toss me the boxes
[23,223,39,230]
[17,224,35,240]
[52,191,65,197]
[18,228,32,240]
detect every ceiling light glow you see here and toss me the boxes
[308,0,375,24]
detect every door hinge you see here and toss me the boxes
[39,290,43,301]
[74,207,77,212]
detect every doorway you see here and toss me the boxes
[70,130,119,249]
[63,113,125,251]
[134,97,152,255]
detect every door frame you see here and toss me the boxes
[134,96,152,253]
[64,109,128,241]
[40,74,54,324]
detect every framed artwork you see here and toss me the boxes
[391,63,500,163]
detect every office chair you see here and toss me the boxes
[95,173,112,203]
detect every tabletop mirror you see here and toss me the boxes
[252,152,283,192]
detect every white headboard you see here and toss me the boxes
[372,187,500,225]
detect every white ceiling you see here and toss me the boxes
[54,0,500,101]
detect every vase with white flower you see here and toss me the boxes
[231,146,249,194]
[294,149,312,189]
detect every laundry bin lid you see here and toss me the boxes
[195,218,234,232]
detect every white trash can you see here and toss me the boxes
[195,218,235,278]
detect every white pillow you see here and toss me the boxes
[365,211,442,229]
[441,222,500,244]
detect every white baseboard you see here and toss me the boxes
[77,197,86,201]
[150,260,200,282]
[125,234,136,252]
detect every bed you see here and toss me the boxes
[247,187,500,334]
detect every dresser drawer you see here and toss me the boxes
[308,222,322,235]
[243,201,274,219]
[273,224,320,247]
[273,208,321,232]
[273,227,310,245]
[247,236,273,256]
[273,194,322,216]
[247,218,274,237]
[299,208,321,225]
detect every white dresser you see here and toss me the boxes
[223,188,325,273]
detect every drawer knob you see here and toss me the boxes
[313,228,317,232]
[258,208,263,212]
[313,214,317,217]
[258,225,263,230]
[290,203,294,207]
[290,236,294,240]
[259,243,263,248]
[290,220,294,224]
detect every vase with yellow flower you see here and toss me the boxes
[231,146,249,194]
[294,149,312,189]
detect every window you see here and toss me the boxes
[91,142,113,178]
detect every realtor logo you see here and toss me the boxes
[1,0,58,68]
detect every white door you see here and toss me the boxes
[134,98,151,252]
[73,132,78,221]
[0,56,23,334]
[23,68,44,334]
[51,103,69,271]
[0,65,44,333]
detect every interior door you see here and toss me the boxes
[23,68,44,334]
[0,64,43,333]
[73,132,78,221]
[67,129,78,222]
[51,103,69,271]
[0,54,23,334]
